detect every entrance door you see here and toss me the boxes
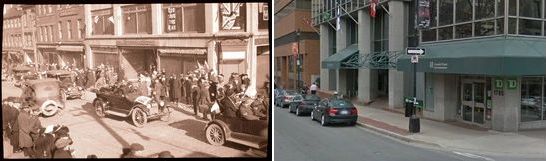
[461,80,486,124]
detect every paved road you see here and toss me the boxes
[2,81,257,158]
[274,105,489,161]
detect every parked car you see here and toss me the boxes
[289,94,321,116]
[46,70,83,100]
[204,96,268,150]
[275,90,302,108]
[12,65,38,87]
[20,79,66,117]
[92,86,173,127]
[311,98,358,126]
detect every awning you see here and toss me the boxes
[57,46,84,52]
[321,44,359,69]
[397,37,546,76]
[158,48,206,55]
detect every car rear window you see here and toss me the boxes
[330,99,354,108]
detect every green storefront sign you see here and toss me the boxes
[404,97,424,109]
[495,79,504,89]
[507,79,517,89]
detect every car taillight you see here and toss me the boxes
[351,107,358,115]
[328,108,338,116]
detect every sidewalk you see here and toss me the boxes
[354,98,546,158]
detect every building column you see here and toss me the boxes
[205,3,218,34]
[84,5,93,69]
[492,77,520,132]
[151,4,162,35]
[357,9,377,103]
[319,24,331,90]
[113,5,123,36]
[388,0,406,108]
[245,3,258,96]
[336,17,348,95]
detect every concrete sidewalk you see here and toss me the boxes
[354,99,546,159]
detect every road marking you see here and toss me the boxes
[453,151,495,161]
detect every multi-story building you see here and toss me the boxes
[274,0,320,90]
[21,5,37,64]
[35,4,85,69]
[84,3,269,93]
[312,0,545,131]
[3,5,25,66]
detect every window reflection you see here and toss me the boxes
[519,0,542,18]
[521,77,543,122]
[439,0,454,26]
[518,19,542,36]
[456,0,472,23]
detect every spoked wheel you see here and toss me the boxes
[205,124,225,146]
[94,100,106,118]
[131,108,148,127]
[41,104,58,117]
[321,115,328,126]
[160,106,172,122]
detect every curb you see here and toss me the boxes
[355,121,442,149]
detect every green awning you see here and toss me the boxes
[322,44,359,69]
[397,36,546,76]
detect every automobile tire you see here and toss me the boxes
[95,100,106,118]
[205,124,226,146]
[311,111,315,121]
[295,107,301,116]
[41,104,58,117]
[321,115,328,126]
[131,108,148,127]
[160,106,172,122]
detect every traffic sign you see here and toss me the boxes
[411,55,419,63]
[407,47,426,55]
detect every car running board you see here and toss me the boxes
[104,110,129,117]
[228,132,268,149]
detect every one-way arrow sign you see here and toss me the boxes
[406,47,426,55]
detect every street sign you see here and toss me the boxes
[404,97,424,108]
[406,47,426,55]
[411,55,419,63]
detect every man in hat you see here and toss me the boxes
[18,104,43,157]
[53,136,74,158]
[199,79,212,120]
[121,143,144,158]
[191,78,201,116]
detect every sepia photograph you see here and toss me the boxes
[2,2,270,159]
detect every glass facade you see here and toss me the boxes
[521,76,545,122]
[422,0,546,42]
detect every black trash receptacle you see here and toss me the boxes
[404,102,413,117]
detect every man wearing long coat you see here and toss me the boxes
[185,76,193,105]
[18,108,42,157]
[86,68,96,89]
[173,75,182,105]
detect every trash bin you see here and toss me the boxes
[404,102,413,117]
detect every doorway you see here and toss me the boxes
[461,79,486,124]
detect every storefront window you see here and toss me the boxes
[521,77,544,122]
[438,26,453,40]
[475,0,495,20]
[123,5,152,34]
[258,3,268,30]
[219,3,247,31]
[456,0,472,23]
[455,23,472,38]
[497,0,505,16]
[422,29,437,42]
[518,19,542,36]
[519,0,542,18]
[163,4,205,33]
[439,0,454,26]
[475,20,495,36]
[92,9,115,35]
[496,18,504,34]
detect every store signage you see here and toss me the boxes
[167,7,177,32]
[429,61,448,70]
[416,0,431,29]
[494,79,503,89]
[116,40,158,47]
[221,51,245,60]
[506,79,517,89]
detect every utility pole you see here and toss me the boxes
[296,28,301,91]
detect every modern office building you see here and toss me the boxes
[84,3,269,92]
[274,0,320,90]
[312,0,545,131]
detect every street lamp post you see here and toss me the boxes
[296,29,301,91]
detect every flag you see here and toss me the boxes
[204,61,210,72]
[93,16,100,24]
[335,7,341,31]
[370,0,378,18]
[197,61,203,70]
[108,16,114,23]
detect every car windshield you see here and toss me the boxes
[330,99,354,108]
[33,83,60,99]
[305,95,321,101]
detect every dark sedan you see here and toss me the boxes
[275,90,302,108]
[289,94,321,116]
[311,99,358,126]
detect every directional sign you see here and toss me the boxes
[407,47,426,55]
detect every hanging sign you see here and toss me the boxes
[262,4,268,21]
[167,7,177,32]
[416,0,431,29]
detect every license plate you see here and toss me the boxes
[340,110,349,115]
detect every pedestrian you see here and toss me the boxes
[157,151,174,158]
[95,74,107,90]
[173,74,182,107]
[310,82,318,95]
[33,125,59,158]
[168,75,175,103]
[18,105,42,157]
[191,78,200,116]
[53,136,74,158]
[120,143,145,158]
[185,76,193,105]
[138,73,148,96]
[199,79,212,120]
[160,76,168,102]
[86,68,96,89]
[3,98,21,153]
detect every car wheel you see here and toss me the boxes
[311,111,315,121]
[95,100,106,118]
[160,106,172,122]
[41,104,58,117]
[295,107,301,116]
[205,124,225,146]
[131,108,148,127]
[320,115,328,126]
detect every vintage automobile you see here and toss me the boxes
[203,95,268,150]
[20,79,66,117]
[12,65,38,87]
[92,85,173,127]
[46,70,83,99]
